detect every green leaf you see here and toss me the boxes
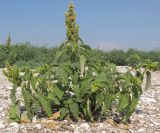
[10,85,18,104]
[72,85,80,98]
[30,77,37,90]
[72,72,78,84]
[39,74,48,92]
[54,84,64,100]
[95,92,104,110]
[69,102,79,119]
[60,62,72,74]
[102,93,113,113]
[64,98,73,104]
[47,92,60,105]
[79,78,92,98]
[73,97,84,103]
[80,55,86,77]
[24,70,32,81]
[57,68,68,85]
[38,95,52,117]
[60,107,68,120]
[148,62,159,70]
[22,87,34,120]
[118,93,129,112]
[33,100,41,115]
[55,49,68,62]
[91,81,102,93]
[82,99,93,121]
[96,72,107,82]
[86,99,93,121]
[123,96,139,123]
[9,104,21,122]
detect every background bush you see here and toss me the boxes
[0,43,160,70]
[0,43,58,68]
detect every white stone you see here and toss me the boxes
[137,115,144,118]
[98,123,104,129]
[19,125,25,129]
[0,123,6,129]
[70,124,76,129]
[74,127,80,133]
[152,121,159,126]
[8,86,12,90]
[9,122,19,127]
[11,127,19,133]
[63,120,68,123]
[32,116,38,123]
[1,113,5,118]
[34,124,42,129]
[142,97,156,103]
[0,120,4,124]
[80,123,90,130]
[138,128,145,132]
[0,107,3,112]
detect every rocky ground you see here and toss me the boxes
[0,67,160,133]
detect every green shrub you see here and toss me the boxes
[127,53,141,67]
[1,42,160,69]
[4,41,156,123]
[0,43,58,68]
[3,2,157,124]
[106,50,126,65]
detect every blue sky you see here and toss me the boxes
[0,0,160,50]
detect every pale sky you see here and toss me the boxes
[0,0,160,50]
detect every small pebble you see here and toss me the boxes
[0,124,6,129]
[32,116,38,123]
[34,124,42,129]
[135,108,143,114]
[138,128,145,132]
[9,122,19,127]
[70,124,76,129]
[80,123,90,130]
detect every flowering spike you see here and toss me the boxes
[65,2,80,43]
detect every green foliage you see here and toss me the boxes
[127,53,141,66]
[0,43,159,70]
[3,64,22,86]
[105,50,127,65]
[4,42,157,123]
[3,2,158,125]
[38,95,52,117]
[6,32,11,54]
[0,43,58,68]
[9,104,21,122]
